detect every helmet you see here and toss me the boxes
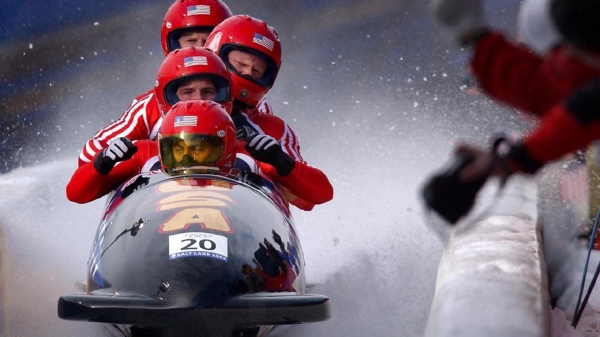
[158,100,236,175]
[551,0,600,50]
[518,0,561,55]
[205,15,281,108]
[155,46,233,114]
[161,0,232,56]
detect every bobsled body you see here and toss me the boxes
[58,170,330,337]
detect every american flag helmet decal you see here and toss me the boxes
[252,33,274,51]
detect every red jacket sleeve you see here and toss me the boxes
[470,32,600,117]
[522,106,589,165]
[520,109,600,168]
[67,141,154,203]
[78,90,161,166]
[508,78,600,173]
[248,113,334,210]
[259,161,334,207]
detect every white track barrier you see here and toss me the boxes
[424,176,550,337]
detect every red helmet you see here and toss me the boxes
[158,100,236,175]
[155,46,233,114]
[205,15,281,108]
[161,0,232,56]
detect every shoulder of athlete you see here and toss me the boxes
[132,139,158,156]
[257,99,274,115]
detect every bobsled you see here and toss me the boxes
[57,169,330,337]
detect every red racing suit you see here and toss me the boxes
[469,31,600,174]
[68,140,160,204]
[67,139,332,211]
[78,88,274,166]
[230,109,333,211]
[470,31,600,117]
[506,78,600,174]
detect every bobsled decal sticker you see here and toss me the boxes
[159,207,233,233]
[158,191,232,209]
[157,180,235,234]
[169,232,228,261]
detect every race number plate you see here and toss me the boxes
[168,232,228,261]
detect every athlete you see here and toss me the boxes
[67,100,237,204]
[205,15,334,210]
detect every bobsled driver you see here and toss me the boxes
[77,0,274,167]
[204,15,334,210]
[67,100,238,203]
[160,101,235,176]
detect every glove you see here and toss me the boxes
[245,134,295,177]
[565,77,600,125]
[93,137,138,175]
[422,151,489,224]
[236,125,256,140]
[421,138,519,225]
[120,175,150,199]
[430,0,489,45]
[237,170,264,187]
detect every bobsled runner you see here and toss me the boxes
[57,169,330,337]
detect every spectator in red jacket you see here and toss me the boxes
[426,0,600,222]
[431,0,600,117]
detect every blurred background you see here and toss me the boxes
[0,0,524,173]
[0,1,536,336]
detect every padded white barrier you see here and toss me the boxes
[424,176,550,337]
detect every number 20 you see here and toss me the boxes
[180,239,216,251]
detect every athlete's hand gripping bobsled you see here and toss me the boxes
[57,170,331,337]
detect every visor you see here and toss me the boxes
[160,133,225,175]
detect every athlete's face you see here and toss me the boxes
[172,138,213,164]
[177,29,212,49]
[176,78,217,101]
[227,50,266,80]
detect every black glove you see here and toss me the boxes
[245,134,295,176]
[121,175,150,199]
[93,137,138,175]
[236,125,256,140]
[565,77,600,125]
[237,170,264,187]
[421,152,490,225]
